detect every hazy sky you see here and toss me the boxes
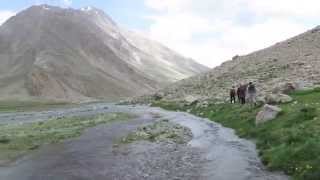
[0,0,319,67]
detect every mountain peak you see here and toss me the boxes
[28,4,64,11]
[80,6,95,12]
[79,6,107,17]
[24,4,104,15]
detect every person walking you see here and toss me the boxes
[237,85,242,103]
[238,84,247,105]
[230,86,236,104]
[247,82,257,106]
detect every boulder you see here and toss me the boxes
[278,94,293,103]
[293,81,313,91]
[265,93,293,104]
[153,93,163,101]
[256,96,266,106]
[273,81,313,94]
[232,55,240,60]
[256,104,282,125]
[184,95,199,105]
[196,100,209,108]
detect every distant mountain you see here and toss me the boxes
[135,26,320,103]
[0,5,208,102]
[121,30,209,82]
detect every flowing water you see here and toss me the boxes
[0,104,289,180]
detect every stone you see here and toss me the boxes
[280,82,296,94]
[256,104,282,125]
[153,93,163,101]
[232,55,240,60]
[196,100,209,108]
[256,96,266,106]
[274,81,313,94]
[265,93,293,104]
[278,94,293,103]
[184,95,199,105]
[293,81,313,91]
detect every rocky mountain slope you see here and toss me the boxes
[0,5,208,102]
[137,26,320,103]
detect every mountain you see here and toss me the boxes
[0,5,208,102]
[136,26,320,103]
[121,30,209,82]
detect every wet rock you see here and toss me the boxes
[256,104,282,125]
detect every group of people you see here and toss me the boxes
[230,82,257,106]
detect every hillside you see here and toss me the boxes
[152,88,320,180]
[141,25,320,103]
[138,24,320,180]
[0,5,208,102]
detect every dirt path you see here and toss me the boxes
[0,105,289,180]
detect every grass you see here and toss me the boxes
[0,113,131,164]
[0,100,73,112]
[152,88,320,180]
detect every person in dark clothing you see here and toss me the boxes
[230,86,236,104]
[237,85,242,103]
[238,84,247,104]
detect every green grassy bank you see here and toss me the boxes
[152,88,320,180]
[0,113,131,165]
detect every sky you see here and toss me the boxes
[0,0,319,67]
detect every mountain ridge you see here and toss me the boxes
[0,5,208,102]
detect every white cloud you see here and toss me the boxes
[247,0,320,18]
[143,0,319,67]
[0,11,15,25]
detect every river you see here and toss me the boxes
[0,104,289,180]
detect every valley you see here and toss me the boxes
[0,103,288,180]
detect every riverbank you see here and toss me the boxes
[0,113,131,165]
[152,88,320,180]
[0,100,72,113]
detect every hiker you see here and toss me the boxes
[247,82,257,106]
[238,84,247,104]
[237,84,242,103]
[230,86,236,104]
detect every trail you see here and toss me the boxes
[0,104,289,180]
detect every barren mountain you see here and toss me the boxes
[0,5,208,102]
[137,26,320,103]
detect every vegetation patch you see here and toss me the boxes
[0,113,131,164]
[120,119,192,144]
[151,88,320,180]
[0,100,73,112]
